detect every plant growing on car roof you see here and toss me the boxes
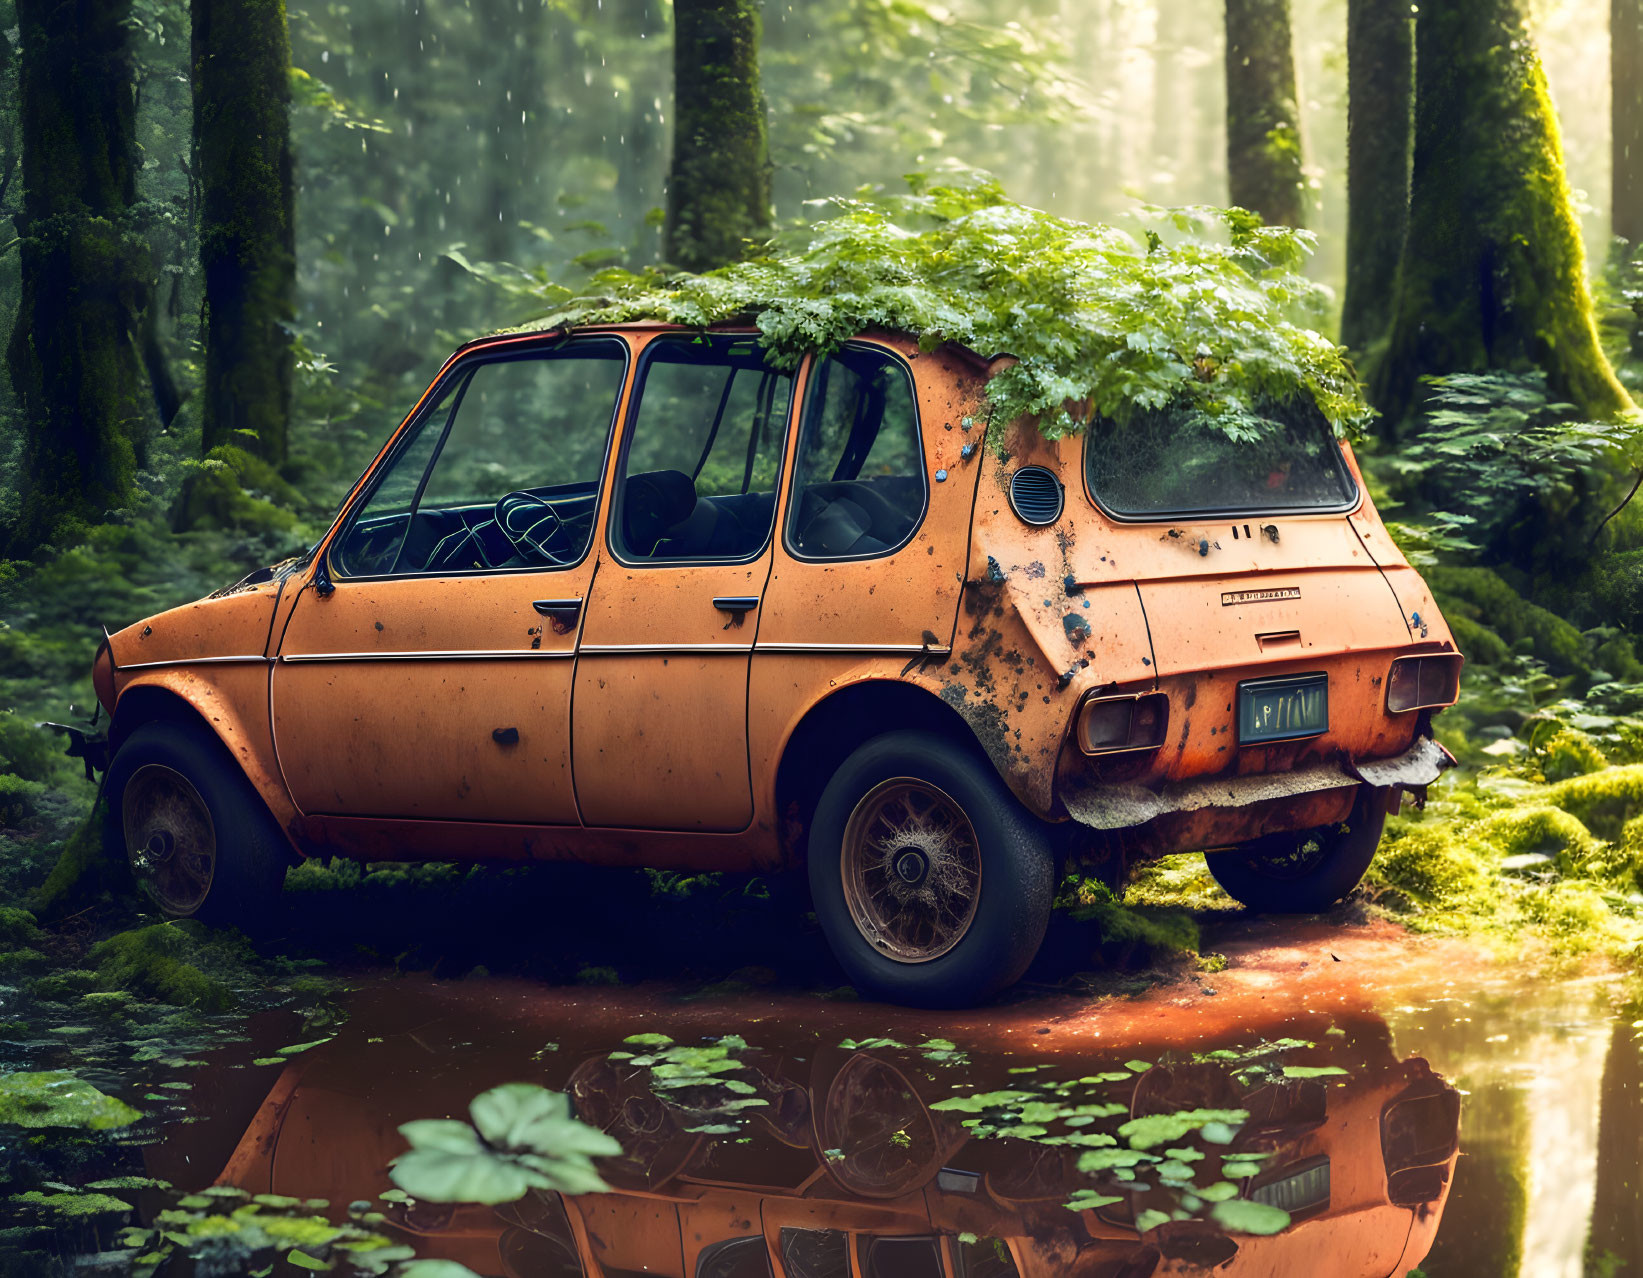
[519,170,1372,445]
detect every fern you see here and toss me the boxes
[493,170,1370,443]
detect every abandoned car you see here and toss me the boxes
[89,324,1460,1005]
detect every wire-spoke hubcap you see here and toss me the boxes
[122,764,216,915]
[840,778,982,964]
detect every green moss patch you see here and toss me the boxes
[0,1072,141,1130]
[0,907,42,948]
[31,799,130,919]
[88,921,247,1011]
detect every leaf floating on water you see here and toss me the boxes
[398,1262,486,1278]
[277,1038,334,1057]
[1063,1189,1125,1213]
[1210,1198,1292,1235]
[1118,1108,1248,1150]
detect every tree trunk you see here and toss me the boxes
[664,0,771,272]
[1224,0,1305,228]
[192,0,295,465]
[5,0,159,547]
[1340,0,1412,356]
[1617,0,1643,250]
[1585,1013,1643,1274]
[1372,0,1633,427]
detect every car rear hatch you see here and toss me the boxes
[1079,402,1420,777]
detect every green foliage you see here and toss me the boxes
[1423,565,1615,678]
[0,1071,142,1129]
[87,920,245,1010]
[390,1083,620,1204]
[114,1186,424,1275]
[0,904,41,947]
[522,172,1369,443]
[1057,873,1205,964]
[31,801,127,919]
[606,1033,773,1134]
[1379,373,1638,565]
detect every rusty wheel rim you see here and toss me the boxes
[820,1054,942,1197]
[840,778,981,964]
[122,764,216,915]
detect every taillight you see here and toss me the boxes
[1381,1077,1460,1206]
[1076,693,1169,755]
[1386,654,1462,713]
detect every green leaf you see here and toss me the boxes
[398,1120,483,1156]
[1280,1066,1349,1079]
[388,1148,536,1205]
[398,1263,486,1278]
[1211,1199,1292,1235]
[1118,1109,1248,1150]
[1135,1209,1171,1234]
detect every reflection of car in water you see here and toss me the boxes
[193,991,1461,1277]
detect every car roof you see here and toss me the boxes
[454,321,995,369]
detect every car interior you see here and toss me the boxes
[333,337,929,578]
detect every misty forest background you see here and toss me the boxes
[13,0,1643,950]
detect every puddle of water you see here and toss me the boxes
[8,935,1643,1276]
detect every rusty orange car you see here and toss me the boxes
[89,323,1461,1004]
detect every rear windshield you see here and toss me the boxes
[1083,398,1357,519]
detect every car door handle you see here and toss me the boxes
[712,596,760,615]
[533,598,582,633]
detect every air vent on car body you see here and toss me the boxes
[1008,465,1064,526]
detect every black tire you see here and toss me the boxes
[807,730,1054,1008]
[1204,785,1389,913]
[105,720,290,927]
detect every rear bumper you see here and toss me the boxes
[1061,734,1452,845]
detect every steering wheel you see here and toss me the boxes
[495,491,579,565]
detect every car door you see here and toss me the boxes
[272,335,628,824]
[571,332,796,832]
[754,339,970,653]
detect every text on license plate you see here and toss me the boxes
[1238,673,1329,744]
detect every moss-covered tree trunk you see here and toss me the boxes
[5,0,161,548]
[192,0,295,466]
[1340,0,1412,356]
[1372,0,1633,427]
[663,0,771,272]
[1617,0,1643,249]
[1224,0,1305,228]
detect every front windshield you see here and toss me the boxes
[1082,398,1358,519]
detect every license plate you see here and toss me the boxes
[1238,673,1329,744]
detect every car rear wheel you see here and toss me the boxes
[106,720,290,926]
[808,731,1054,1007]
[1204,785,1389,913]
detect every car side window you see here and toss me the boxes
[785,345,925,561]
[778,1229,848,1278]
[610,335,794,563]
[697,1236,774,1278]
[333,339,626,578]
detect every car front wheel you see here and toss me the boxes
[106,720,290,927]
[1204,784,1390,913]
[808,730,1054,1008]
